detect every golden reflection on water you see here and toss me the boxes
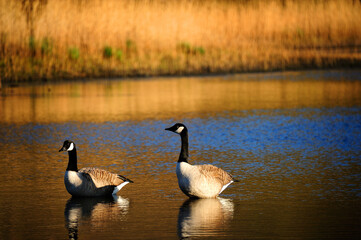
[65,196,129,240]
[177,198,234,238]
[1,73,361,123]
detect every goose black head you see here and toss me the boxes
[59,140,76,152]
[165,123,187,134]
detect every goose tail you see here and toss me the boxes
[112,175,134,195]
[112,182,129,195]
[117,174,134,183]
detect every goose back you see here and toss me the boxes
[79,167,124,187]
[197,164,234,186]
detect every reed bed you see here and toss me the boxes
[1,0,361,83]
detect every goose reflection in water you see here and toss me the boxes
[177,198,234,239]
[64,195,129,240]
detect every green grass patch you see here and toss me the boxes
[68,47,80,60]
[41,37,53,56]
[177,42,205,56]
[115,49,123,61]
[103,45,113,58]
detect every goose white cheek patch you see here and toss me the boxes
[175,126,184,134]
[67,143,75,151]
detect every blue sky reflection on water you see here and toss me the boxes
[1,106,360,202]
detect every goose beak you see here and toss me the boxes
[165,127,171,131]
[59,147,64,152]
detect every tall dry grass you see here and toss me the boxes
[1,0,361,82]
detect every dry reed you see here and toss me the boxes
[0,0,361,82]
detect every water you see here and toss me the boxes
[0,70,361,239]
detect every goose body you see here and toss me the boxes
[166,123,238,198]
[176,162,234,198]
[60,140,133,197]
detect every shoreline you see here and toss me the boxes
[2,66,361,88]
[2,46,361,85]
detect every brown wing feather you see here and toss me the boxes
[79,167,124,188]
[197,164,234,185]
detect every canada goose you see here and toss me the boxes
[59,140,133,197]
[165,123,238,198]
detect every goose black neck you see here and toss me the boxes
[178,131,189,163]
[66,148,78,171]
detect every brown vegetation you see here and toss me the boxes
[0,0,361,82]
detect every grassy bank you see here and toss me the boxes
[1,0,361,83]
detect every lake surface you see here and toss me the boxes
[0,70,361,239]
